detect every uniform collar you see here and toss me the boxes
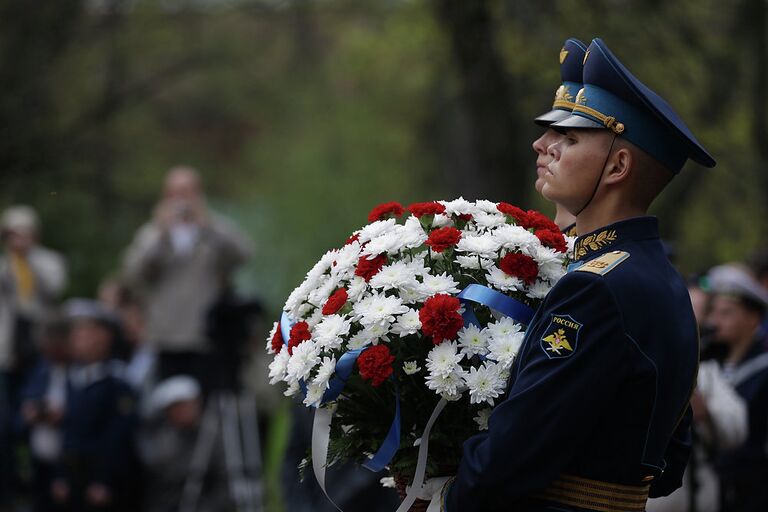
[573,216,659,262]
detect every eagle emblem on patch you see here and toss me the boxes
[540,314,582,359]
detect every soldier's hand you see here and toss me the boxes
[86,483,113,506]
[51,479,69,503]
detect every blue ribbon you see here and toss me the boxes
[457,284,535,328]
[362,378,401,472]
[279,311,401,472]
[567,261,584,273]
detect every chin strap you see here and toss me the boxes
[574,134,617,217]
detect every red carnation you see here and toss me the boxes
[287,321,312,354]
[499,253,539,285]
[497,202,528,224]
[524,210,559,232]
[419,294,464,345]
[535,229,568,253]
[355,253,388,281]
[345,233,361,246]
[358,344,395,387]
[368,201,405,222]
[457,213,473,222]
[322,288,349,315]
[426,227,462,253]
[271,323,284,353]
[408,201,446,218]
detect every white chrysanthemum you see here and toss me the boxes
[305,308,324,329]
[403,361,421,375]
[296,302,313,319]
[331,242,362,277]
[417,273,461,299]
[347,276,368,302]
[391,309,422,337]
[487,331,526,370]
[400,216,428,249]
[284,381,301,397]
[353,293,409,328]
[286,342,320,384]
[363,227,407,256]
[463,362,506,405]
[425,370,466,398]
[266,321,280,354]
[493,225,539,251]
[526,280,553,300]
[474,200,500,213]
[303,382,326,408]
[531,245,567,282]
[268,349,290,384]
[284,281,312,318]
[313,356,336,388]
[380,477,396,489]
[363,322,391,344]
[313,315,351,349]
[474,408,492,431]
[347,331,373,350]
[566,235,577,255]
[405,256,430,277]
[456,233,501,258]
[370,261,419,291]
[431,214,451,228]
[473,211,507,229]
[426,341,464,378]
[441,197,478,217]
[358,218,398,243]
[456,254,493,270]
[307,275,339,307]
[486,265,524,292]
[306,249,337,284]
[486,317,522,340]
[457,324,490,357]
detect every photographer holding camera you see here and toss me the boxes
[122,166,253,391]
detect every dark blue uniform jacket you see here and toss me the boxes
[447,217,698,511]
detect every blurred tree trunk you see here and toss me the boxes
[434,0,526,204]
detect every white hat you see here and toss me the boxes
[707,264,768,309]
[150,375,201,413]
[1,205,39,233]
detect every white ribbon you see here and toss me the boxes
[312,398,448,512]
[395,398,448,512]
[312,406,344,512]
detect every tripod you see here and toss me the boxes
[179,390,264,512]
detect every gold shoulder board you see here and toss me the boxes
[575,251,630,275]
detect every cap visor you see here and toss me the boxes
[550,114,605,133]
[533,109,571,127]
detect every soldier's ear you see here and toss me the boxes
[605,147,632,185]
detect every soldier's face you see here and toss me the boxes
[531,128,563,194]
[541,129,614,214]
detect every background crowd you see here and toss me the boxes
[1,1,767,511]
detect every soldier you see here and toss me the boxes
[436,38,716,511]
[531,38,587,235]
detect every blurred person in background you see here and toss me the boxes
[19,316,71,512]
[139,375,230,512]
[706,264,768,512]
[52,299,139,512]
[99,277,156,415]
[122,166,253,390]
[0,205,67,505]
[647,276,748,512]
[747,247,768,344]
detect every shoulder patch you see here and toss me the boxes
[540,314,582,359]
[575,251,629,276]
